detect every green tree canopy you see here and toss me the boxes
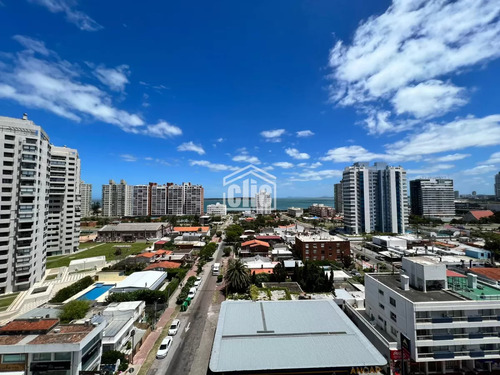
[225,258,251,293]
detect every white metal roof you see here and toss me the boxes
[113,271,166,290]
[209,300,386,373]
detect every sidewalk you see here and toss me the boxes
[132,264,198,366]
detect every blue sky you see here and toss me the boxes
[0,0,499,198]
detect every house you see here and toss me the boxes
[295,233,350,262]
[97,222,167,242]
[240,239,270,257]
[110,271,167,293]
[463,210,494,223]
[102,301,146,352]
[173,226,210,236]
[145,261,182,272]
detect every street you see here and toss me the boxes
[147,240,225,375]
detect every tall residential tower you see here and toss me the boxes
[410,178,455,220]
[80,181,92,217]
[102,180,132,217]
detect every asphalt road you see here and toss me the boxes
[148,240,225,375]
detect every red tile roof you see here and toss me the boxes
[155,240,167,245]
[0,319,59,333]
[155,249,173,255]
[470,267,500,281]
[241,239,270,248]
[446,270,466,278]
[251,268,274,274]
[145,261,182,270]
[174,226,209,232]
[137,252,157,258]
[469,210,494,220]
[255,236,282,241]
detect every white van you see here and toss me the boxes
[188,287,196,299]
[212,263,220,276]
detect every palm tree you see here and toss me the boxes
[224,258,251,293]
[91,201,101,216]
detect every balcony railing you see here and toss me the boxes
[417,315,500,324]
[418,349,500,359]
[418,332,498,340]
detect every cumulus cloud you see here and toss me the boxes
[296,130,314,137]
[273,162,294,169]
[93,64,130,92]
[463,164,498,175]
[232,154,261,164]
[177,141,205,155]
[484,152,500,164]
[285,148,310,160]
[290,169,342,182]
[0,37,182,138]
[120,154,137,162]
[426,153,471,163]
[328,0,500,132]
[297,162,322,169]
[320,145,390,163]
[28,0,103,31]
[190,160,238,172]
[261,129,285,142]
[406,164,454,175]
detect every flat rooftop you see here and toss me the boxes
[209,300,385,373]
[296,234,346,242]
[370,274,464,303]
[100,223,164,232]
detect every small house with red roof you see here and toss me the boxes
[240,239,271,257]
[464,210,494,223]
[145,261,182,272]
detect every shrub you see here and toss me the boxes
[50,276,94,303]
[59,300,90,323]
[176,276,197,304]
[101,350,129,372]
[223,247,231,257]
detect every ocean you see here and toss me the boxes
[204,197,334,212]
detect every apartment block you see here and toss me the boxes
[410,178,455,219]
[309,203,335,218]
[365,257,500,374]
[80,181,92,217]
[167,182,204,215]
[102,179,132,217]
[132,185,149,216]
[255,190,271,215]
[342,162,408,234]
[334,182,344,214]
[0,115,50,293]
[496,172,500,200]
[295,233,350,262]
[150,182,167,216]
[47,146,81,256]
[207,202,227,216]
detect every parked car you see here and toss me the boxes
[188,287,196,299]
[156,336,173,359]
[168,319,180,336]
[194,277,202,288]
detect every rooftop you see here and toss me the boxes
[100,222,165,232]
[209,300,385,373]
[241,239,270,248]
[468,210,494,220]
[173,226,209,232]
[145,261,182,270]
[296,233,346,242]
[28,324,96,345]
[370,274,463,303]
[470,267,500,281]
[0,319,59,334]
[112,271,167,290]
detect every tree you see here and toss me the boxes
[272,263,286,282]
[223,247,231,257]
[59,300,90,323]
[101,350,129,372]
[340,253,353,269]
[91,201,101,216]
[225,258,251,293]
[225,224,244,243]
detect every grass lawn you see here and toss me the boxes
[46,242,151,269]
[0,293,19,312]
[79,242,98,249]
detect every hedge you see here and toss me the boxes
[176,276,197,304]
[50,276,94,303]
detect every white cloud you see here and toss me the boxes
[120,154,137,162]
[261,129,285,142]
[232,154,261,164]
[363,110,416,135]
[320,145,389,163]
[484,152,500,164]
[296,130,314,137]
[142,121,182,138]
[216,137,224,143]
[29,0,102,31]
[387,115,500,157]
[297,162,322,169]
[177,141,205,155]
[290,169,342,182]
[406,164,454,175]
[12,35,50,56]
[190,160,238,172]
[94,64,130,92]
[328,0,500,131]
[463,164,498,175]
[273,162,294,169]
[426,153,470,162]
[285,148,310,160]
[392,80,467,118]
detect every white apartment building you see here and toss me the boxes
[132,185,149,216]
[0,318,105,375]
[410,179,455,219]
[365,257,500,374]
[342,162,408,234]
[0,115,50,293]
[47,146,81,256]
[150,183,167,216]
[207,202,227,216]
[287,207,303,217]
[167,182,204,215]
[80,181,92,217]
[102,179,132,217]
[255,190,271,214]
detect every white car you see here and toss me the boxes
[187,287,196,299]
[194,277,202,288]
[168,319,180,336]
[156,336,173,359]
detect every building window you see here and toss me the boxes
[378,289,384,296]
[32,353,51,362]
[2,354,26,363]
[390,297,396,307]
[390,326,398,336]
[54,352,71,361]
[390,312,397,322]
[379,303,385,310]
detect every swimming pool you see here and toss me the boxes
[78,283,113,301]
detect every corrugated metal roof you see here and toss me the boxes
[209,300,386,373]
